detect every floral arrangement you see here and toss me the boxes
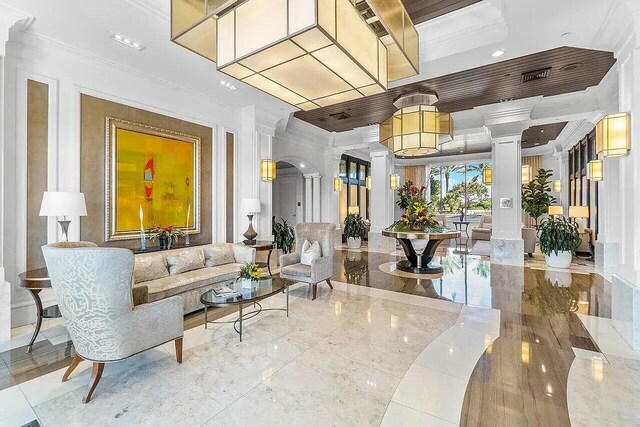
[149,225,185,249]
[239,262,262,281]
[392,184,441,232]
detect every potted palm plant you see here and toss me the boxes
[538,216,580,268]
[272,216,294,259]
[344,213,366,249]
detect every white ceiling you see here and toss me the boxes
[2,0,630,162]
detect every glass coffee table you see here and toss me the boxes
[200,276,291,342]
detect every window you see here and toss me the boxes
[338,155,370,230]
[567,129,598,237]
[429,162,492,218]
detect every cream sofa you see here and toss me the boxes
[133,243,255,314]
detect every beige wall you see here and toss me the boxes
[26,80,49,269]
[79,94,213,249]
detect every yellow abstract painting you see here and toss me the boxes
[106,118,200,241]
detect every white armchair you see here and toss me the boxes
[280,223,336,300]
[42,242,184,403]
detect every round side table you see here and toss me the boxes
[18,267,62,353]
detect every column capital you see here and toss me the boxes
[304,172,321,179]
[0,5,33,56]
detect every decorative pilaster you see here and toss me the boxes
[239,106,279,242]
[0,4,34,341]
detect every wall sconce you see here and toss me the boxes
[552,180,561,192]
[587,159,603,181]
[521,164,532,184]
[365,176,371,190]
[390,173,400,190]
[333,177,342,192]
[482,166,492,185]
[548,205,563,216]
[260,159,276,182]
[596,113,631,158]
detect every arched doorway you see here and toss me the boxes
[272,161,303,227]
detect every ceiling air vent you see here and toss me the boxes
[521,67,552,83]
[329,111,352,120]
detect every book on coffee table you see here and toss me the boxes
[212,285,238,296]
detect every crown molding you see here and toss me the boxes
[126,0,169,22]
[556,115,602,151]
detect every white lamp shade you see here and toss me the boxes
[39,192,87,217]
[241,198,261,214]
[569,205,589,219]
[548,205,563,216]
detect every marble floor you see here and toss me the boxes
[1,245,639,426]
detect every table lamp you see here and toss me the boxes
[241,198,261,245]
[569,205,589,231]
[39,192,87,241]
[548,205,563,217]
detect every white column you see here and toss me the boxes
[368,149,396,253]
[323,148,342,227]
[312,173,321,222]
[555,151,569,213]
[0,6,33,341]
[490,137,524,265]
[424,165,432,200]
[610,4,640,349]
[304,174,313,222]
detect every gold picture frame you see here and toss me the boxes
[105,117,201,241]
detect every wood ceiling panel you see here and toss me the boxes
[402,0,483,24]
[294,47,616,133]
[521,122,568,149]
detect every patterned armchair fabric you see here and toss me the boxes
[42,244,183,363]
[280,223,335,289]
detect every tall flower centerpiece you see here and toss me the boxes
[392,182,440,232]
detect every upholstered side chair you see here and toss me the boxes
[279,223,336,300]
[42,242,184,403]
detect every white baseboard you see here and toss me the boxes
[11,294,58,328]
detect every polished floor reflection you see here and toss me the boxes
[333,247,614,426]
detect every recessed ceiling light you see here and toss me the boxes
[218,80,237,91]
[492,49,505,58]
[541,130,545,133]
[300,163,305,168]
[110,33,145,51]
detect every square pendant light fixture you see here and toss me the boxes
[587,159,603,181]
[596,113,631,157]
[260,159,276,181]
[552,180,562,192]
[482,166,492,186]
[521,164,532,184]
[380,92,453,158]
[170,0,419,110]
[333,176,343,192]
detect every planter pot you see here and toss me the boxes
[346,237,362,249]
[544,251,572,269]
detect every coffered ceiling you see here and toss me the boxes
[294,47,616,133]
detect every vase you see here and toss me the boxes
[544,251,572,269]
[159,235,169,250]
[239,278,258,289]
